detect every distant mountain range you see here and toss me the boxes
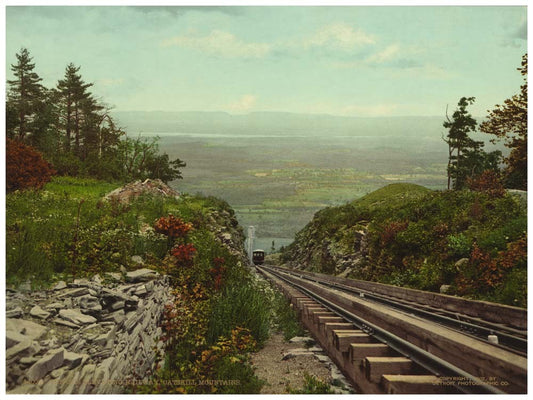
[112,110,452,138]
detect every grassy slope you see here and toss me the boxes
[281,183,527,307]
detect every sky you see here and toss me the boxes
[4,4,528,117]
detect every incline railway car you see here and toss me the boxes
[252,249,265,265]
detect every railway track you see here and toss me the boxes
[256,264,527,394]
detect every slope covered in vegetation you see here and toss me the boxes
[281,183,527,307]
[6,177,304,393]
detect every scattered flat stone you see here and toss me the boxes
[91,274,103,285]
[6,306,23,318]
[125,268,159,283]
[63,351,85,369]
[46,302,66,310]
[110,301,125,311]
[8,383,41,394]
[6,318,48,341]
[6,329,30,349]
[105,272,123,282]
[30,305,51,320]
[42,377,60,394]
[50,366,68,379]
[26,347,65,381]
[52,281,67,291]
[58,288,90,298]
[59,309,97,325]
[52,318,80,329]
[78,295,103,314]
[288,336,315,344]
[71,278,91,287]
[20,356,39,366]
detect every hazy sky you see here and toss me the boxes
[5,5,528,117]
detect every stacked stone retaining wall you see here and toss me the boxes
[6,268,173,394]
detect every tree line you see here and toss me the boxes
[444,54,527,191]
[6,48,185,183]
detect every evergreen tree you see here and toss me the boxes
[443,97,501,190]
[6,48,45,141]
[56,63,93,153]
[481,54,527,190]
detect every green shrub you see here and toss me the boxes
[447,233,472,258]
[207,280,271,346]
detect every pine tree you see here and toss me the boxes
[56,63,93,154]
[443,97,502,190]
[6,48,45,141]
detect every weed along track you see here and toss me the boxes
[256,265,527,394]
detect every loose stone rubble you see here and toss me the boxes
[6,268,173,394]
[103,179,180,204]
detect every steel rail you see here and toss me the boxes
[275,266,527,355]
[259,265,506,395]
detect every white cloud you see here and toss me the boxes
[161,30,271,58]
[365,44,401,64]
[303,23,376,50]
[228,94,257,113]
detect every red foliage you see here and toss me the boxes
[209,257,226,290]
[171,243,197,266]
[379,220,409,246]
[6,138,55,192]
[154,215,193,238]
[467,170,506,198]
[456,237,527,293]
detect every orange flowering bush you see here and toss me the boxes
[171,243,197,266]
[154,215,193,238]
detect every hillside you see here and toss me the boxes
[280,183,527,307]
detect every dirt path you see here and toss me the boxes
[250,332,353,394]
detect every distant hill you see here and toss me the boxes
[112,110,449,138]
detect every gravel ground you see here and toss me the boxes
[250,332,353,394]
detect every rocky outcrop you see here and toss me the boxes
[104,179,180,204]
[6,269,172,394]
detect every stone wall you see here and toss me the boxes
[6,268,173,394]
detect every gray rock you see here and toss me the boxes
[52,318,80,329]
[125,268,159,283]
[50,366,68,379]
[440,284,452,294]
[6,318,48,341]
[72,278,91,287]
[131,255,144,265]
[26,347,65,381]
[30,305,51,320]
[78,295,103,314]
[46,302,66,310]
[20,356,39,366]
[105,272,123,282]
[63,350,85,369]
[6,306,24,318]
[52,281,67,290]
[455,258,469,270]
[134,285,148,297]
[42,377,60,394]
[6,331,32,359]
[91,274,103,284]
[59,309,97,325]
[58,288,90,298]
[288,336,315,345]
[8,383,41,394]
